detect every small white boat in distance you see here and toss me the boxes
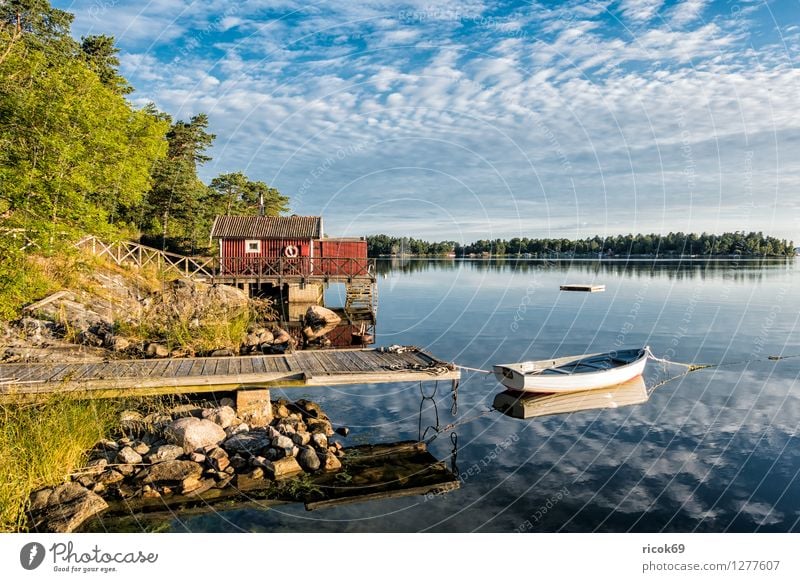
[493,347,648,393]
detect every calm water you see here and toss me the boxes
[119,259,800,532]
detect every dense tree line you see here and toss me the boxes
[367,232,796,257]
[0,0,288,260]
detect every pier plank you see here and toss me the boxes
[0,347,459,403]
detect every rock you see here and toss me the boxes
[277,423,296,436]
[290,445,299,458]
[136,460,203,485]
[272,327,292,345]
[265,448,280,461]
[229,454,248,471]
[116,483,137,499]
[223,431,272,455]
[96,469,124,485]
[118,437,132,446]
[146,343,169,358]
[307,418,334,436]
[335,426,350,437]
[251,456,270,469]
[112,337,130,351]
[83,458,108,475]
[29,482,108,533]
[302,306,341,340]
[117,464,135,477]
[165,417,226,453]
[206,447,230,472]
[264,456,303,480]
[202,405,237,429]
[219,397,235,408]
[225,423,249,438]
[292,399,326,419]
[311,433,328,450]
[291,431,311,446]
[257,329,274,344]
[297,447,321,472]
[320,450,343,472]
[272,434,293,450]
[274,403,290,418]
[76,475,95,488]
[131,441,150,455]
[210,348,234,357]
[223,466,235,475]
[189,452,206,463]
[148,444,185,463]
[183,477,215,497]
[234,468,269,490]
[93,439,119,452]
[169,404,203,418]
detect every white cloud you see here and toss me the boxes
[618,0,665,23]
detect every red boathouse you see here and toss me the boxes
[210,215,371,281]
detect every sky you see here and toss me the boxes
[53,0,800,243]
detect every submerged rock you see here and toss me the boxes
[136,460,203,485]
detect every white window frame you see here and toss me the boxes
[244,239,261,254]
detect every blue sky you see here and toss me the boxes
[54,0,800,242]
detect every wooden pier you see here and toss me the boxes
[0,347,459,404]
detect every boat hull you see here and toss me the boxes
[493,348,648,393]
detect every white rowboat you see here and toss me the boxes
[493,347,648,393]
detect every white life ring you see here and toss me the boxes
[284,245,299,258]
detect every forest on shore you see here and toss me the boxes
[366,231,796,258]
[0,1,288,316]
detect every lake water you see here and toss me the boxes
[125,259,800,532]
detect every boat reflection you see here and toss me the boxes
[492,375,648,419]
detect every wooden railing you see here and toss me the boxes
[76,236,217,279]
[76,236,376,281]
[219,256,376,280]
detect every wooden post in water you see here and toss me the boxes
[236,387,273,427]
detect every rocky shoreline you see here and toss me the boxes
[27,397,347,533]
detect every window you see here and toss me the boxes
[245,240,261,254]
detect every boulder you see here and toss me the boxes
[297,447,321,472]
[146,343,169,358]
[131,441,150,455]
[83,458,108,475]
[115,446,142,465]
[225,423,249,438]
[311,433,328,450]
[303,306,341,339]
[272,327,292,345]
[147,444,185,463]
[320,450,343,472]
[165,417,226,453]
[28,482,108,533]
[223,431,272,456]
[202,405,237,429]
[112,337,130,352]
[206,447,230,472]
[264,456,303,480]
[335,426,350,437]
[272,434,294,450]
[119,410,145,434]
[183,477,215,497]
[291,431,311,446]
[137,460,203,484]
[188,452,206,464]
[307,418,334,436]
[210,348,234,357]
[274,403,290,419]
[96,470,125,486]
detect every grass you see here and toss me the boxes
[0,397,123,532]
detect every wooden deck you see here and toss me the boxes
[0,347,459,403]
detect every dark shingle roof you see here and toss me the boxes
[211,216,322,239]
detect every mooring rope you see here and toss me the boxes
[455,364,493,374]
[644,347,800,394]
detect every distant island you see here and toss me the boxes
[367,232,796,258]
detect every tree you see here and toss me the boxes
[140,114,215,252]
[80,34,131,94]
[0,23,167,243]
